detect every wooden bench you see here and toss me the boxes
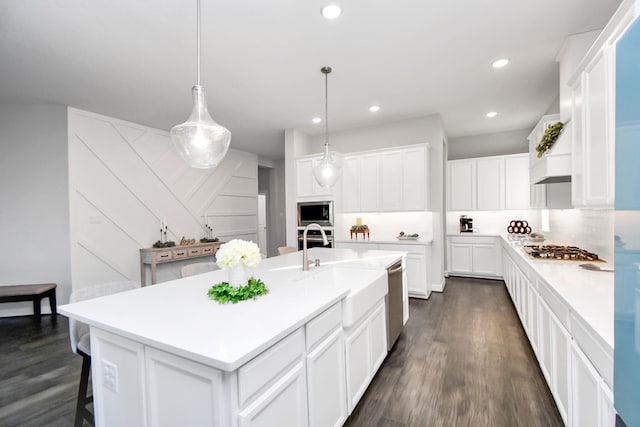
[0,283,57,322]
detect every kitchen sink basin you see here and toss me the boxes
[295,266,387,327]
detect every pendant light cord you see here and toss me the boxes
[324,69,329,146]
[196,0,201,86]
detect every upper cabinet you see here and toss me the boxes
[567,1,639,208]
[296,155,338,199]
[342,144,429,213]
[447,153,530,211]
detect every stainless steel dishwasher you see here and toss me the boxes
[385,261,404,350]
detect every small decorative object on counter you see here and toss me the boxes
[200,237,219,243]
[397,231,419,240]
[215,239,263,286]
[350,224,370,240]
[152,240,175,248]
[507,220,531,235]
[180,236,197,245]
[528,232,545,242]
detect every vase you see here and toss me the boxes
[228,265,248,286]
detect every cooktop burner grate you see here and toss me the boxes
[523,245,601,261]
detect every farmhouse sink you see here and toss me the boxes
[296,266,387,327]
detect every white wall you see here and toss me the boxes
[68,108,258,287]
[0,105,71,316]
[448,128,531,160]
[446,210,541,235]
[547,209,614,263]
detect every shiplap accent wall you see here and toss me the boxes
[68,108,258,288]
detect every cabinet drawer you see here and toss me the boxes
[172,248,188,259]
[306,302,342,351]
[154,251,172,262]
[201,246,214,255]
[570,312,613,388]
[538,279,570,330]
[238,328,304,408]
[188,247,201,256]
[449,235,497,245]
[379,243,425,256]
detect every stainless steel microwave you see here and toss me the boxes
[297,201,334,227]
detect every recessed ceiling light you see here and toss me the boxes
[369,105,381,113]
[312,117,322,124]
[321,4,342,20]
[492,58,510,68]
[486,111,498,118]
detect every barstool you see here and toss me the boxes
[68,280,140,427]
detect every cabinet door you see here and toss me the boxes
[448,160,475,211]
[405,253,428,297]
[449,243,473,273]
[297,159,315,197]
[476,157,504,210]
[551,314,571,425]
[306,328,347,427]
[599,383,615,427]
[380,151,403,211]
[527,282,539,355]
[471,244,497,276]
[584,51,609,206]
[238,362,309,427]
[344,319,371,413]
[342,156,361,213]
[369,301,387,372]
[360,154,380,211]
[402,146,427,211]
[504,155,530,209]
[571,340,600,427]
[538,298,553,385]
[572,76,586,206]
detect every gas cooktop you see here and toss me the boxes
[523,245,601,261]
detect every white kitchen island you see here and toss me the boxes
[60,248,407,427]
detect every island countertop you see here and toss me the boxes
[59,248,405,372]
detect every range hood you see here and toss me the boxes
[531,121,572,184]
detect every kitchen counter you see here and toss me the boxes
[501,236,614,351]
[335,236,433,245]
[60,247,405,372]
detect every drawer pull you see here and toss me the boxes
[160,254,169,258]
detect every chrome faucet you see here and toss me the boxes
[302,223,328,271]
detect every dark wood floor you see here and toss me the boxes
[0,277,563,427]
[345,276,563,427]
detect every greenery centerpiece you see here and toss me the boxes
[207,239,268,304]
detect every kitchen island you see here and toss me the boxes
[60,247,406,427]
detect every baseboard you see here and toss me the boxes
[409,290,431,300]
[448,273,503,281]
[431,278,446,293]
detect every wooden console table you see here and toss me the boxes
[140,242,222,285]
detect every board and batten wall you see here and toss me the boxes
[0,105,71,317]
[68,108,258,288]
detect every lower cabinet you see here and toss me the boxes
[502,244,615,427]
[448,236,502,279]
[344,299,387,414]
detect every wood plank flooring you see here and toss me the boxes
[345,276,564,427]
[0,277,563,426]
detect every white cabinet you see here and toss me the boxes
[342,144,428,213]
[296,156,336,199]
[344,299,387,414]
[447,154,530,211]
[550,308,571,424]
[380,243,430,299]
[448,159,475,211]
[448,236,502,279]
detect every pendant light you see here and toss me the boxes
[170,0,231,169]
[313,66,341,188]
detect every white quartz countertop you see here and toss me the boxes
[501,236,614,352]
[60,248,404,372]
[335,236,433,245]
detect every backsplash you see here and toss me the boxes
[548,209,614,262]
[335,212,432,241]
[446,210,541,235]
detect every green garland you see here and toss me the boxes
[536,122,564,158]
[207,277,269,304]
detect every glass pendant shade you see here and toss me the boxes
[313,143,340,188]
[171,85,231,169]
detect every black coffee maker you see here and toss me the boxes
[460,215,473,233]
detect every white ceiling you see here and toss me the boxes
[0,0,622,159]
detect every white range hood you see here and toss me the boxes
[530,120,572,184]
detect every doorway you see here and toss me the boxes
[258,193,268,257]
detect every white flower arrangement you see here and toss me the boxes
[216,239,262,269]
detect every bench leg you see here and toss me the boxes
[33,297,41,323]
[48,289,57,322]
